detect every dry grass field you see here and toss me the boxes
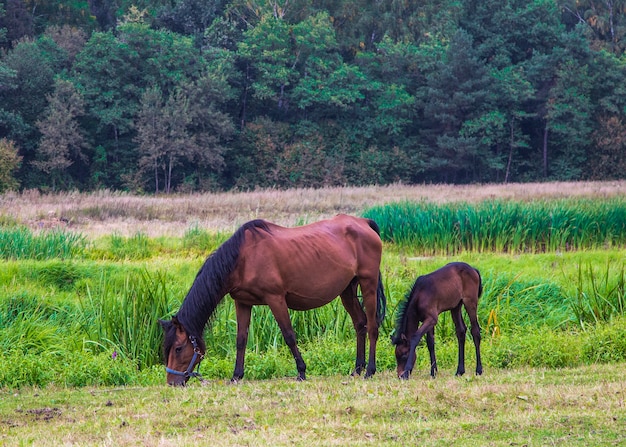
[1,181,625,237]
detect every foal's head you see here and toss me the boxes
[160,316,205,386]
[392,333,410,377]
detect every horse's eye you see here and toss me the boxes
[175,346,182,354]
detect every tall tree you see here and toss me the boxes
[33,78,88,190]
[421,30,495,182]
[0,138,22,192]
[562,0,626,55]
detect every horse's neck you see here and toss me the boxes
[178,275,226,336]
[405,299,422,334]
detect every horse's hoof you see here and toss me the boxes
[399,371,410,380]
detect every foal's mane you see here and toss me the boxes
[391,278,420,345]
[169,219,272,342]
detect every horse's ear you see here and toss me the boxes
[159,319,172,331]
[171,315,184,331]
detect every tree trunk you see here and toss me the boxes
[543,123,549,178]
[154,158,159,194]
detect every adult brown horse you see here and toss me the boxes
[391,262,483,380]
[160,214,387,385]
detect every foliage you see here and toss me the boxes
[0,138,22,192]
[0,1,626,191]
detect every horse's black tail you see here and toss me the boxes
[366,218,387,326]
[475,267,483,298]
[376,272,387,326]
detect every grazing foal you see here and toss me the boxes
[391,262,483,379]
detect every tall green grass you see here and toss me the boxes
[0,226,86,259]
[571,260,626,327]
[363,198,626,253]
[77,270,173,369]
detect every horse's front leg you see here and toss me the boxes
[401,316,437,380]
[267,297,306,380]
[232,301,252,383]
[426,329,437,378]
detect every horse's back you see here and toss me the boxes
[411,262,481,313]
[231,215,382,306]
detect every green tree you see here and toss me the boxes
[0,138,22,192]
[562,0,626,55]
[32,78,88,190]
[543,58,593,179]
[72,23,211,188]
[421,30,496,182]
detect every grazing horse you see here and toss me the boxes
[160,214,387,385]
[391,262,483,380]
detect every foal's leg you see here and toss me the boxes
[451,304,467,376]
[232,301,252,382]
[426,329,437,378]
[464,303,483,375]
[340,280,367,376]
[401,315,438,380]
[266,296,307,380]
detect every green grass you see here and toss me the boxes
[1,249,626,387]
[1,198,626,388]
[1,363,625,446]
[1,193,626,444]
[0,226,86,259]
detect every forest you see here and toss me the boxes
[1,0,626,193]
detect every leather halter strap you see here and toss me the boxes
[165,335,205,380]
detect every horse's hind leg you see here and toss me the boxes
[340,279,367,376]
[266,296,307,380]
[464,303,483,375]
[451,304,467,376]
[426,329,437,378]
[360,276,381,378]
[232,301,252,382]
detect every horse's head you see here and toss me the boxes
[391,333,410,378]
[159,316,205,386]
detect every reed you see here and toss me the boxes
[364,198,626,253]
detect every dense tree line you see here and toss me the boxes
[1,0,626,193]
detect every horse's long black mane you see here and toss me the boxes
[171,219,272,340]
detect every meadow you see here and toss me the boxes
[1,181,626,445]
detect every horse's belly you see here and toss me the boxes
[285,293,336,311]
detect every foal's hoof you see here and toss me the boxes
[399,371,410,380]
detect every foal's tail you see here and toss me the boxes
[366,218,387,326]
[475,267,483,298]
